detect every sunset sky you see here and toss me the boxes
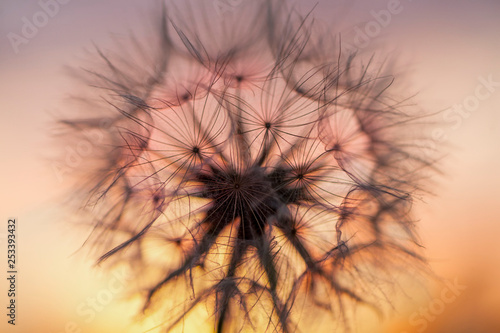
[1,0,499,332]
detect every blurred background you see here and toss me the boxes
[0,0,499,332]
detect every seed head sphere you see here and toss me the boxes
[59,0,435,332]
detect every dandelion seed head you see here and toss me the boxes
[58,0,437,331]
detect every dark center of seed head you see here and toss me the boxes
[235,75,243,82]
[330,143,341,152]
[265,122,272,129]
[153,194,161,203]
[192,146,200,154]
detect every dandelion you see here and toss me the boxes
[60,0,435,331]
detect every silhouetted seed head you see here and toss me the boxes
[59,0,436,332]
